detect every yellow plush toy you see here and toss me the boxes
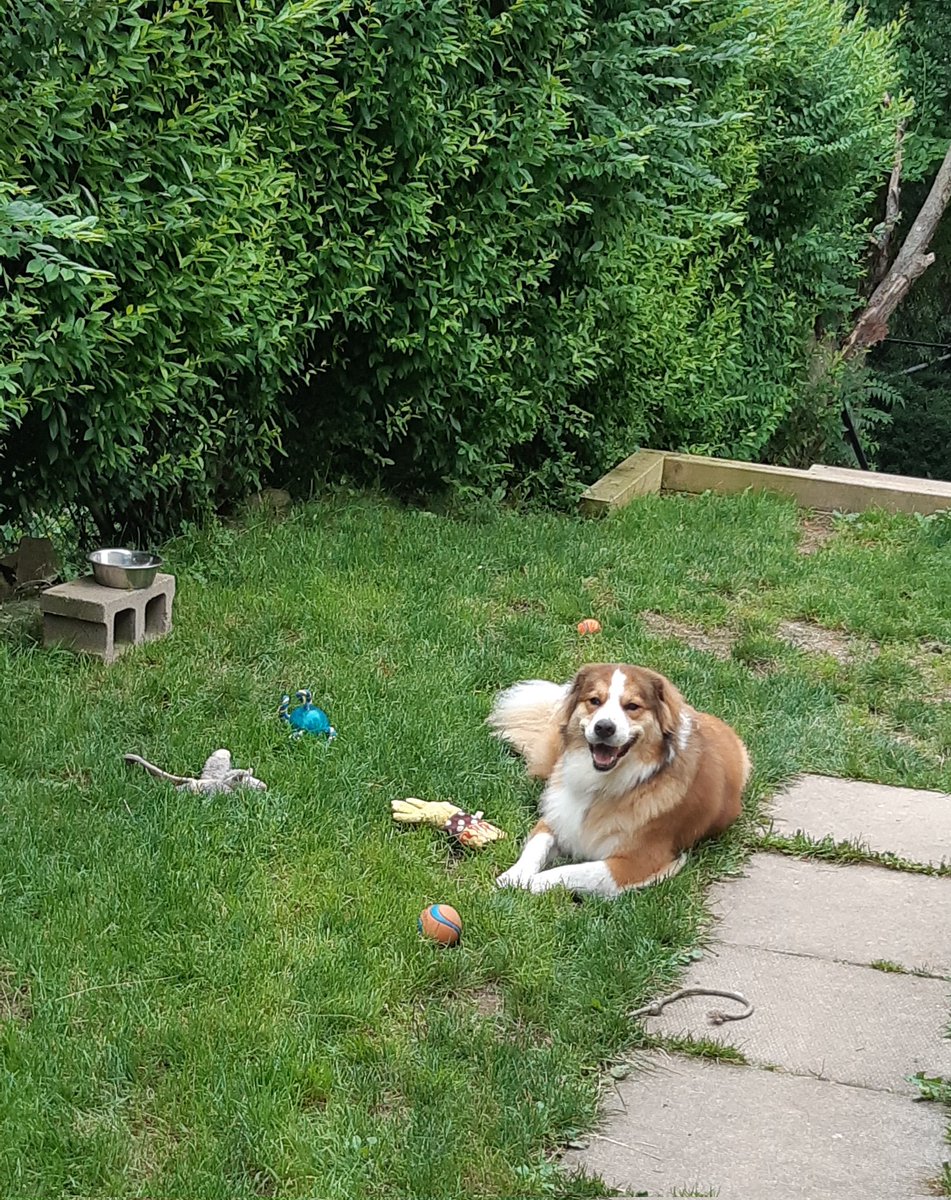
[391,797,506,849]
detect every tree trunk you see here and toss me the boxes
[842,140,951,362]
[867,119,906,294]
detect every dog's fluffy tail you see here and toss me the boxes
[486,679,568,780]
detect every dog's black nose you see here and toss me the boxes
[593,718,616,739]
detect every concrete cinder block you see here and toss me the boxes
[40,573,175,663]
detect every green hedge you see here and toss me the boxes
[0,0,898,538]
[851,0,951,181]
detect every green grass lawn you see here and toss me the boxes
[1,492,950,1198]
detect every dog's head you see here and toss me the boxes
[561,664,684,773]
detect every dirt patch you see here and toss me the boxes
[917,643,951,697]
[919,673,951,706]
[640,612,734,660]
[450,983,504,1020]
[0,971,31,1024]
[370,1089,411,1121]
[797,514,837,556]
[583,575,619,611]
[905,641,951,703]
[126,1098,176,1185]
[506,598,545,616]
[469,984,503,1019]
[776,619,863,664]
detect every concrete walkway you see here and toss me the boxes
[566,776,951,1198]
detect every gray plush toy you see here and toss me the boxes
[124,750,266,794]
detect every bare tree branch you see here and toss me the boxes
[900,351,951,376]
[842,139,951,361]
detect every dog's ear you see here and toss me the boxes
[651,673,684,738]
[560,664,598,731]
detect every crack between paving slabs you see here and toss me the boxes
[639,1048,924,1099]
[713,939,950,981]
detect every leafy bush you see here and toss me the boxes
[294,0,902,492]
[0,2,323,540]
[872,367,951,481]
[0,0,900,538]
[852,0,951,180]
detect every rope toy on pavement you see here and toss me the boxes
[631,987,754,1026]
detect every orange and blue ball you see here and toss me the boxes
[418,903,462,946]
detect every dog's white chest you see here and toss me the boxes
[540,754,614,860]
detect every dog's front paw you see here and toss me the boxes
[496,864,535,890]
[527,871,561,894]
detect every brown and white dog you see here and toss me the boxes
[487,664,749,898]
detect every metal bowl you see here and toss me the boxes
[88,548,163,590]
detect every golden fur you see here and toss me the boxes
[488,664,750,895]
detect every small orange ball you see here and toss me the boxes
[577,618,602,635]
[418,904,462,946]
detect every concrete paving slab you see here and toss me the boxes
[639,943,951,1094]
[563,1051,949,1198]
[710,854,951,976]
[769,775,951,867]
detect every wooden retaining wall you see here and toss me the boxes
[580,450,951,517]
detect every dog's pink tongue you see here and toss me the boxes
[592,743,620,770]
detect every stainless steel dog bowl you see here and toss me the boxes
[88,548,162,590]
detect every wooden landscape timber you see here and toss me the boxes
[580,450,951,517]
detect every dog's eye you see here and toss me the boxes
[624,702,641,713]
[587,696,602,708]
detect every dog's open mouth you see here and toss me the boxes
[590,740,635,772]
